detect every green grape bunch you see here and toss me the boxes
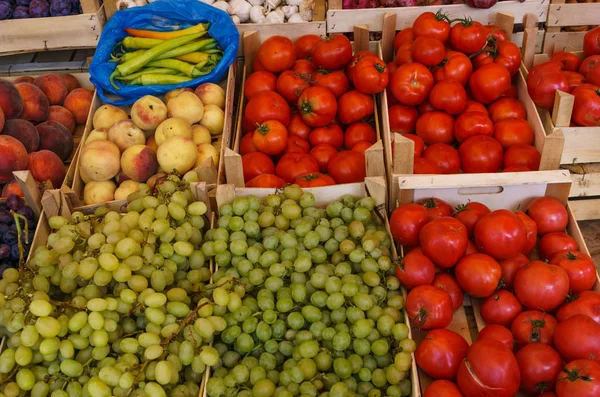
[204,185,415,397]
[0,172,234,397]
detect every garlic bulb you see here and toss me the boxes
[288,13,305,22]
[229,0,252,22]
[200,0,215,4]
[250,5,266,23]
[212,1,230,12]
[282,5,298,19]
[265,0,281,10]
[247,0,265,5]
[265,8,284,23]
[116,0,137,10]
[299,0,313,21]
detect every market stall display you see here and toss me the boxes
[543,0,600,53]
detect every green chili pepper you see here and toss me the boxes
[115,68,179,81]
[146,59,196,77]
[127,74,193,86]
[156,38,217,60]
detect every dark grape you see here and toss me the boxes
[0,1,13,20]
[9,244,19,261]
[0,224,8,236]
[50,0,71,16]
[6,194,23,211]
[0,211,11,225]
[17,206,33,221]
[0,244,9,260]
[12,4,28,17]
[28,0,49,17]
[3,231,17,245]
[16,0,30,5]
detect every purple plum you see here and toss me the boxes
[0,1,13,20]
[28,0,49,17]
[13,5,30,17]
[50,0,71,16]
[16,0,30,5]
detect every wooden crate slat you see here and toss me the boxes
[570,198,600,221]
[565,163,600,198]
[543,31,588,52]
[547,2,600,27]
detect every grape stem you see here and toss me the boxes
[160,300,211,347]
[10,211,29,273]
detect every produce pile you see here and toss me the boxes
[527,26,600,127]
[388,12,542,174]
[80,81,226,205]
[0,194,35,275]
[240,34,388,188]
[0,0,83,20]
[0,75,93,194]
[342,0,516,9]
[109,23,224,88]
[390,196,600,397]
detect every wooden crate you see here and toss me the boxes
[393,169,598,396]
[562,163,600,221]
[543,0,600,53]
[224,28,388,198]
[327,0,547,50]
[0,0,106,57]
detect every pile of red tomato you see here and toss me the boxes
[527,26,600,126]
[239,34,389,188]
[390,196,600,397]
[387,11,542,174]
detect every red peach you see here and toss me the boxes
[13,76,34,85]
[47,105,76,133]
[33,74,69,106]
[15,83,49,122]
[59,74,80,92]
[1,180,24,198]
[0,135,28,184]
[2,119,40,153]
[0,80,24,119]
[63,88,93,124]
[35,120,74,162]
[28,150,66,188]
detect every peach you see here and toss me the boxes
[195,83,226,109]
[0,107,4,132]
[63,88,93,124]
[121,145,158,182]
[59,74,80,92]
[36,120,74,162]
[83,181,116,205]
[114,180,140,201]
[15,83,49,122]
[167,91,204,125]
[13,76,34,85]
[130,95,167,131]
[164,88,193,103]
[114,171,131,185]
[0,135,28,183]
[0,80,24,119]
[107,120,145,152]
[33,74,69,106]
[86,129,108,144]
[92,104,128,130]
[2,119,40,153]
[80,140,121,182]
[200,104,225,135]
[47,105,76,133]
[155,118,192,145]
[196,143,219,167]
[146,136,158,153]
[192,124,211,145]
[1,180,24,198]
[28,150,66,188]
[147,172,167,188]
[157,137,197,175]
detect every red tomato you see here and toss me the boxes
[390,203,430,246]
[511,310,558,348]
[416,111,455,145]
[395,251,436,289]
[474,209,527,260]
[515,210,538,254]
[311,70,350,99]
[240,132,258,155]
[246,173,285,188]
[579,55,600,75]
[294,35,321,59]
[459,135,503,173]
[337,90,374,125]
[469,63,512,104]
[502,83,519,99]
[474,40,521,75]
[309,144,338,173]
[406,285,454,330]
[488,97,527,123]
[433,273,464,311]
[275,153,319,183]
[499,253,530,290]
[276,71,310,103]
[454,111,494,143]
[418,197,453,220]
[253,58,265,72]
[456,340,520,397]
[504,144,541,171]
[311,34,353,70]
[554,315,600,362]
[252,120,288,156]
[284,135,310,155]
[327,150,366,184]
[462,100,488,114]
[395,42,414,66]
[480,290,523,327]
[389,105,419,133]
[257,36,296,73]
[413,11,451,42]
[242,152,275,183]
[412,36,446,66]
[556,359,600,397]
[584,26,600,57]
[433,51,473,86]
[587,63,600,86]
[551,51,583,72]
[416,329,469,379]
[414,157,443,174]
[455,253,502,298]
[309,123,344,149]
[419,217,468,268]
[429,80,467,115]
[514,261,570,311]
[390,63,435,106]
[352,57,389,94]
[394,28,414,52]
[450,20,487,55]
[484,25,509,42]
[572,86,600,126]
[419,101,436,114]
[400,133,425,158]
[423,143,461,174]
[352,141,372,153]
[526,196,569,235]
[287,113,312,140]
[344,122,376,149]
[477,324,515,351]
[297,86,337,127]
[245,91,291,126]
[454,201,491,237]
[244,71,277,99]
[292,59,317,76]
[424,380,464,397]
[293,172,336,187]
[493,118,534,150]
[550,250,596,293]
[539,232,578,261]
[516,343,563,395]
[527,62,570,109]
[557,291,600,324]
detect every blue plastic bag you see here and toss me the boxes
[89,0,239,105]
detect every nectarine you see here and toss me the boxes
[16,83,49,122]
[33,74,68,106]
[63,88,93,124]
[28,150,66,188]
[36,120,74,161]
[0,80,23,119]
[2,119,39,153]
[47,105,76,133]
[0,135,28,183]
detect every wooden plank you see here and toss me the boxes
[543,31,588,53]
[547,2,600,27]
[560,126,600,164]
[565,163,600,197]
[552,90,574,128]
[570,198,600,221]
[326,0,549,33]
